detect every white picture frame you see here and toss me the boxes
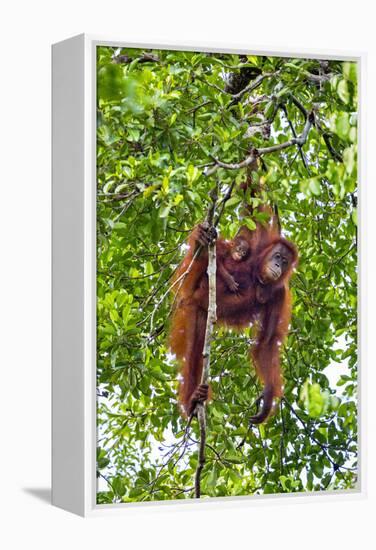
[52,34,366,517]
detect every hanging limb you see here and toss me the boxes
[148,180,234,337]
[194,185,218,498]
[171,178,235,302]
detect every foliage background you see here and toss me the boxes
[96,47,357,504]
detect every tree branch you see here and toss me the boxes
[194,185,218,498]
[281,104,310,173]
[227,71,280,107]
[204,111,315,176]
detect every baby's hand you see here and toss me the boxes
[227,277,239,292]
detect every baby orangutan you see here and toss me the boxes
[217,235,252,293]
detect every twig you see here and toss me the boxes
[227,71,280,106]
[214,181,237,226]
[315,118,343,162]
[147,250,200,332]
[289,95,308,119]
[281,104,310,173]
[322,133,343,162]
[147,416,194,494]
[113,52,160,64]
[204,111,315,176]
[304,71,332,84]
[282,398,350,473]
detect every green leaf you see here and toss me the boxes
[243,218,256,231]
[206,467,218,487]
[337,79,350,104]
[334,113,351,141]
[343,146,356,176]
[343,62,357,84]
[159,205,171,218]
[225,196,242,208]
[264,101,275,119]
[308,178,321,196]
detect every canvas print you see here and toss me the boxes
[96,46,358,504]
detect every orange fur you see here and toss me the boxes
[169,214,298,421]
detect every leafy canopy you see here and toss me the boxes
[96,47,357,504]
